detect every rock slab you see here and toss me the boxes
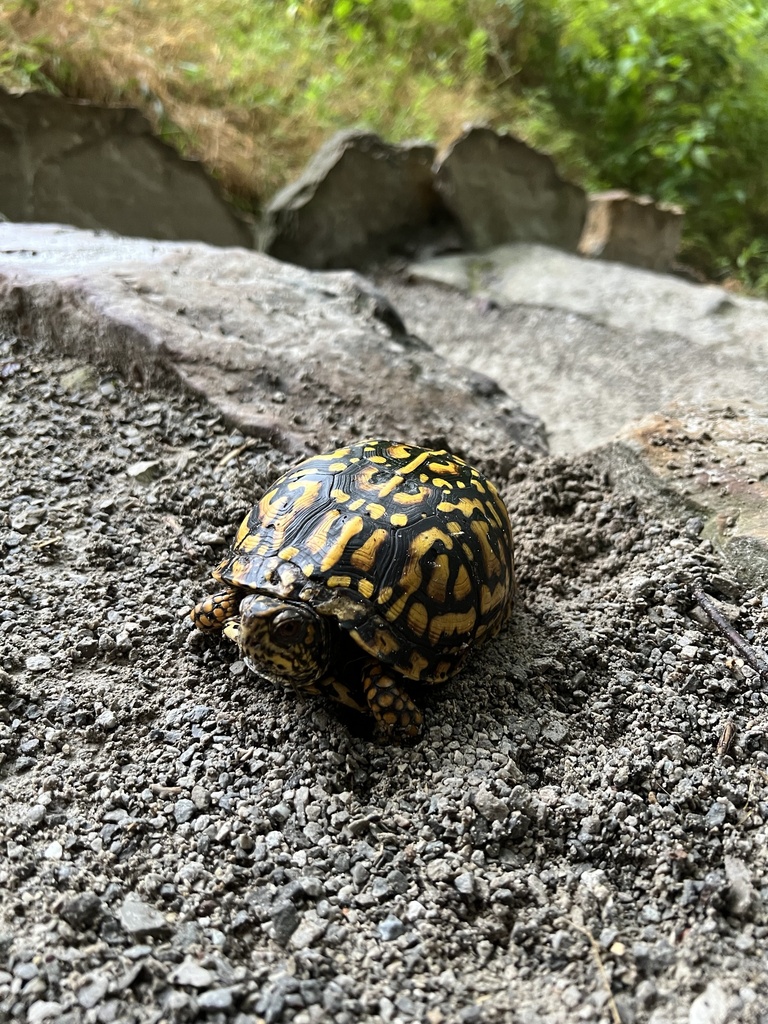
[0,87,252,248]
[0,222,545,458]
[264,130,446,270]
[433,127,587,252]
[579,189,684,271]
[604,403,768,585]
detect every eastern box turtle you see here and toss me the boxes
[191,439,515,739]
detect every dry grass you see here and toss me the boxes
[3,0,509,205]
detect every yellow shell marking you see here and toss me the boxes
[320,516,364,571]
[471,518,502,577]
[386,444,414,460]
[453,564,472,600]
[366,502,386,520]
[331,488,351,503]
[431,477,452,489]
[406,601,429,637]
[350,528,389,572]
[428,459,460,475]
[437,496,486,518]
[480,581,508,615]
[328,461,348,472]
[358,578,375,599]
[428,607,477,644]
[327,574,352,588]
[278,545,300,560]
[484,498,504,528]
[404,650,431,679]
[284,478,323,513]
[392,488,430,506]
[235,516,252,545]
[376,449,434,497]
[305,508,342,555]
[348,498,365,511]
[390,512,408,528]
[239,532,261,553]
[369,455,389,464]
[352,626,400,658]
[426,552,451,603]
[316,446,352,461]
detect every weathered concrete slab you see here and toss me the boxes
[0,223,545,458]
[599,404,768,586]
[433,128,587,252]
[263,131,447,270]
[0,88,253,248]
[579,190,684,271]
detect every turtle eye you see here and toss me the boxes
[271,612,306,645]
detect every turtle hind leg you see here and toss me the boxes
[363,662,423,742]
[190,588,240,632]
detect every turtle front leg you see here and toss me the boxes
[363,662,423,741]
[191,588,240,632]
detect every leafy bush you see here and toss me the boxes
[3,0,768,286]
[506,0,768,281]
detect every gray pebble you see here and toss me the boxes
[197,987,235,1011]
[377,915,406,941]
[174,798,197,823]
[117,894,170,938]
[271,902,299,946]
[25,654,52,673]
[169,960,215,988]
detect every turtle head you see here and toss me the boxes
[237,594,332,690]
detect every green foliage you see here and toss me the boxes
[508,0,768,283]
[3,0,768,288]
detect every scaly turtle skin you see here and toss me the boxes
[191,439,515,740]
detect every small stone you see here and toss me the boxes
[60,893,102,930]
[473,787,509,821]
[271,902,299,946]
[704,802,727,829]
[191,785,210,810]
[454,872,475,897]
[126,459,161,482]
[27,1001,63,1024]
[169,959,215,988]
[377,914,406,941]
[76,637,99,658]
[724,855,757,918]
[95,709,117,731]
[689,981,729,1024]
[197,988,235,1012]
[43,841,63,860]
[117,894,171,938]
[174,799,197,824]
[25,654,52,673]
[60,366,97,391]
[78,975,109,1009]
[289,910,327,950]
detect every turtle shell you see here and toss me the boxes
[215,439,515,683]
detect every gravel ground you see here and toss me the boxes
[1,329,768,1024]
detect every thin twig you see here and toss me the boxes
[694,589,768,681]
[563,918,623,1024]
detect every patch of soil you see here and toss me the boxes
[1,332,766,1024]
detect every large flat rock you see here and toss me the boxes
[0,223,545,458]
[392,243,768,453]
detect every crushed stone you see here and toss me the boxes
[1,333,767,1023]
